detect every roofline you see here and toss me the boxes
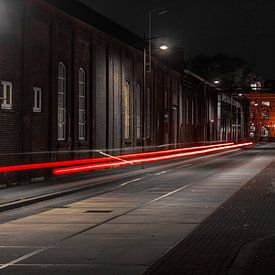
[184,70,221,90]
[44,0,144,51]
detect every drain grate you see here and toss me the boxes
[84,210,113,213]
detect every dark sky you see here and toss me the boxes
[79,0,275,79]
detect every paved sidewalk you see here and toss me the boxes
[145,158,275,274]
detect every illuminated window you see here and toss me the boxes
[262,101,270,107]
[58,62,66,141]
[123,81,130,139]
[250,82,261,91]
[146,88,151,137]
[136,84,141,140]
[1,81,12,109]
[79,68,86,140]
[33,87,42,113]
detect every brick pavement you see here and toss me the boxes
[145,159,275,275]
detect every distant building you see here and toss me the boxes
[244,91,275,142]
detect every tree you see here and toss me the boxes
[185,53,262,91]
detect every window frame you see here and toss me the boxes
[57,62,67,141]
[1,81,12,110]
[78,68,87,141]
[123,81,130,140]
[33,87,42,113]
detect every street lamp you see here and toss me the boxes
[160,45,168,51]
[147,7,167,73]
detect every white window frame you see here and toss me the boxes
[1,81,12,110]
[33,87,42,113]
[78,68,86,140]
[57,62,66,141]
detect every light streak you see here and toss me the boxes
[53,142,252,175]
[0,143,233,173]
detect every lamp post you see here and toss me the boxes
[141,7,168,169]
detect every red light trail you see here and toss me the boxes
[0,143,233,173]
[53,142,252,175]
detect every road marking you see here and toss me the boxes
[97,150,134,165]
[155,171,167,176]
[119,178,143,186]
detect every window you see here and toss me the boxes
[1,81,12,109]
[136,84,141,140]
[146,88,151,137]
[250,82,261,91]
[164,90,168,109]
[123,81,130,139]
[33,87,42,112]
[191,100,194,125]
[262,101,270,107]
[57,62,66,141]
[79,68,86,140]
[186,98,189,124]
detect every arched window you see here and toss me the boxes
[136,84,141,140]
[146,88,151,137]
[79,68,86,140]
[58,62,66,140]
[123,81,130,140]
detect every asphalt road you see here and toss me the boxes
[0,144,273,275]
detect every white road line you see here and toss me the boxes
[97,150,134,165]
[155,171,167,176]
[119,178,143,186]
[0,246,53,270]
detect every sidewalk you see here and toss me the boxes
[145,159,275,274]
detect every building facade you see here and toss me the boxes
[0,0,230,184]
[245,92,275,142]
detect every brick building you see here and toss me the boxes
[0,0,222,184]
[245,92,275,142]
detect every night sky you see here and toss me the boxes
[79,0,275,79]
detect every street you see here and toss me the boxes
[0,143,274,274]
